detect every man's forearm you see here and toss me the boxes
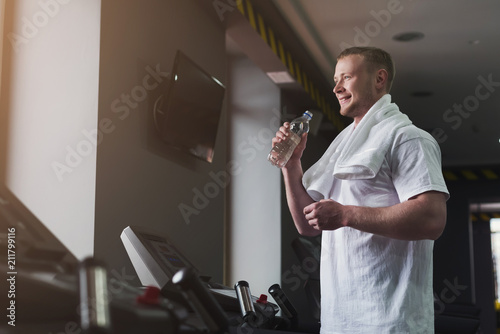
[343,191,447,240]
[282,162,319,237]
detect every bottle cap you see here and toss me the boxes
[303,110,313,119]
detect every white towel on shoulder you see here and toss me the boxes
[303,94,412,200]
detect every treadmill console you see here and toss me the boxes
[120,225,279,315]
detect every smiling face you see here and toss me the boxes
[333,54,387,125]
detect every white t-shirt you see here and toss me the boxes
[306,125,449,334]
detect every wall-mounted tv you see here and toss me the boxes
[154,50,225,163]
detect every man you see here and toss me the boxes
[272,47,449,333]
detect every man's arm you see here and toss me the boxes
[282,161,319,237]
[303,191,447,240]
[272,124,320,237]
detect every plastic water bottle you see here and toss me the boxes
[268,111,313,168]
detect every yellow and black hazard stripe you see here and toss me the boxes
[236,0,345,132]
[470,212,500,222]
[443,167,500,182]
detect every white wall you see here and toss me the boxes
[3,0,101,259]
[226,37,282,296]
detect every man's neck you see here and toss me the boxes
[352,92,389,127]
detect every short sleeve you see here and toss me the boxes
[390,129,450,202]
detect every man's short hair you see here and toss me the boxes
[337,47,395,93]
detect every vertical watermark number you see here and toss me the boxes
[6,227,16,327]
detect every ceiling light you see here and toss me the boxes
[267,71,295,84]
[392,31,425,42]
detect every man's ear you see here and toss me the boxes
[375,69,389,91]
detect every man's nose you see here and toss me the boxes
[333,83,344,94]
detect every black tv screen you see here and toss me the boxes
[157,50,225,163]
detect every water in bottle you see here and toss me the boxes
[268,111,313,168]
